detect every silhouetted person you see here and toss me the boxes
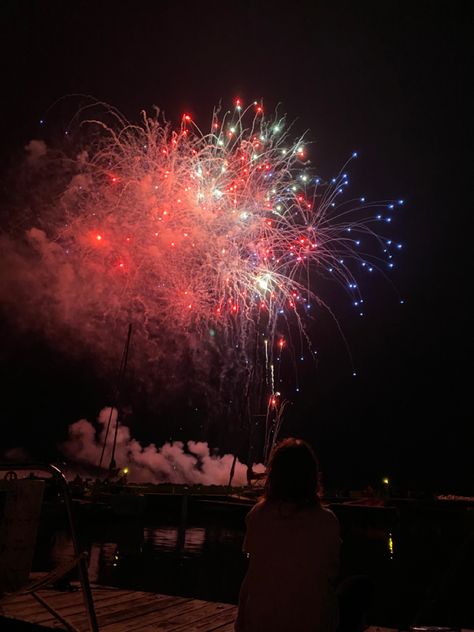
[235,438,340,632]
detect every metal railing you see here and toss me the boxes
[0,462,99,632]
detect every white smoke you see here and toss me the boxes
[24,139,47,165]
[62,407,265,486]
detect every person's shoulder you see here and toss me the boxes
[245,499,267,521]
[314,505,340,530]
[248,498,267,514]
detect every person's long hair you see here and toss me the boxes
[264,437,321,507]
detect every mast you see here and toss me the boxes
[98,324,133,473]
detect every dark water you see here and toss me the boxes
[33,499,474,629]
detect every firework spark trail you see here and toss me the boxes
[0,98,403,448]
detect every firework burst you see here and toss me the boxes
[1,98,403,457]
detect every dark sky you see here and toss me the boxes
[0,1,472,491]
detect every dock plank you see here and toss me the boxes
[2,588,140,623]
[3,587,135,613]
[168,604,237,632]
[168,603,236,632]
[212,624,235,632]
[98,598,212,632]
[130,601,235,632]
[35,590,166,625]
[73,594,191,631]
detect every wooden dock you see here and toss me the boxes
[1,585,237,631]
[2,585,472,632]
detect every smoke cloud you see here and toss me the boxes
[24,139,47,165]
[62,407,265,486]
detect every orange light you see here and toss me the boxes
[96,235,102,241]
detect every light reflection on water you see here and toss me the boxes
[142,526,206,557]
[80,521,247,605]
[144,526,178,550]
[184,527,206,554]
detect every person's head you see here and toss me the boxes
[264,437,320,505]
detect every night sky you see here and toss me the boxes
[0,1,472,491]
